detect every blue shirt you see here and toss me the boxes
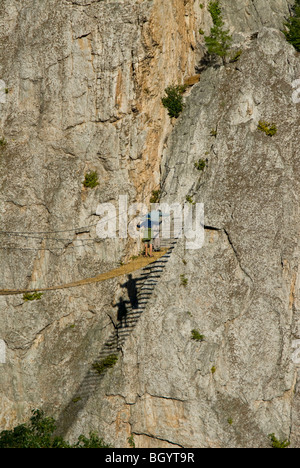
[137,210,169,229]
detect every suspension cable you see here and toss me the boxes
[0,182,163,251]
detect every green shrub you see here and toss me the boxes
[283,0,300,51]
[75,432,110,448]
[0,137,7,147]
[0,409,111,448]
[83,171,99,189]
[72,396,82,403]
[180,274,188,287]
[128,434,136,448]
[92,354,119,375]
[150,189,161,204]
[162,85,185,118]
[191,329,205,342]
[205,1,232,63]
[186,195,196,205]
[257,120,277,137]
[23,292,43,301]
[269,433,290,449]
[229,50,242,63]
[211,366,216,374]
[194,159,206,171]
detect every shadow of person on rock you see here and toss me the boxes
[120,274,139,309]
[113,297,129,328]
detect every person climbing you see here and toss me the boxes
[137,209,170,256]
[137,211,153,257]
[142,227,153,257]
[150,209,169,252]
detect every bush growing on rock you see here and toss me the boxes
[83,170,99,189]
[92,354,119,375]
[269,433,290,449]
[23,292,43,301]
[161,85,186,118]
[186,195,196,205]
[194,159,206,171]
[0,137,7,147]
[257,120,277,137]
[150,189,161,204]
[0,409,111,448]
[191,329,205,342]
[180,274,188,287]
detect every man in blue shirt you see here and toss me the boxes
[137,210,169,257]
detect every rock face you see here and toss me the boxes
[0,0,199,430]
[151,28,300,448]
[0,0,300,448]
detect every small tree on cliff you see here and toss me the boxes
[283,0,300,51]
[161,85,185,118]
[205,0,232,64]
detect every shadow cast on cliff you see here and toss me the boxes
[54,251,173,438]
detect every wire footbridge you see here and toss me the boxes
[0,250,168,296]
